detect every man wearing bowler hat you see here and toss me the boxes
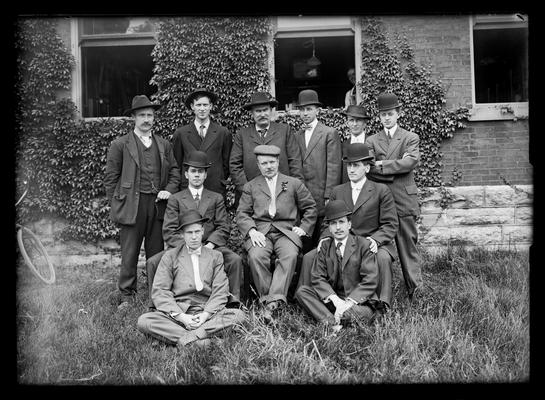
[171,88,233,197]
[366,92,422,301]
[236,145,317,321]
[105,95,180,310]
[230,91,304,204]
[295,89,342,247]
[295,199,381,329]
[145,150,243,310]
[297,143,398,312]
[137,209,245,348]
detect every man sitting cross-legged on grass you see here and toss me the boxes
[295,200,381,329]
[137,210,245,348]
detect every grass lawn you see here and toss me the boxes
[16,245,530,385]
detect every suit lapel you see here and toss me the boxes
[200,122,219,151]
[376,130,390,156]
[250,127,263,146]
[198,189,212,216]
[256,176,271,198]
[297,129,306,156]
[341,235,356,271]
[180,189,198,211]
[386,126,403,159]
[127,132,140,168]
[303,123,322,160]
[263,124,276,145]
[187,124,203,150]
[353,179,374,212]
[339,182,354,208]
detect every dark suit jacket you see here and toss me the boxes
[341,138,394,184]
[365,126,420,217]
[104,131,180,225]
[326,179,399,258]
[162,188,230,249]
[296,122,342,216]
[171,121,232,195]
[236,173,317,250]
[152,244,229,315]
[311,234,379,304]
[229,122,304,192]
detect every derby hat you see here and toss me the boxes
[377,92,402,111]
[342,143,374,163]
[343,105,371,119]
[295,89,322,107]
[175,209,209,232]
[184,88,218,109]
[242,92,279,110]
[324,199,352,222]
[254,144,281,157]
[183,150,212,169]
[124,95,161,116]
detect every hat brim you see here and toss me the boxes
[242,100,279,110]
[324,210,352,222]
[378,102,402,112]
[124,103,161,116]
[342,155,374,163]
[183,162,212,169]
[342,110,371,119]
[185,90,218,109]
[296,101,322,107]
[175,216,209,232]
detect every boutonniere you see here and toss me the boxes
[281,181,288,192]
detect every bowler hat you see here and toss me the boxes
[184,88,218,109]
[342,143,374,163]
[377,92,402,111]
[254,144,281,157]
[183,150,212,169]
[124,95,161,116]
[242,92,279,110]
[295,89,322,107]
[324,200,352,222]
[175,209,209,232]
[343,105,371,119]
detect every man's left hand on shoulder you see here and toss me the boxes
[292,226,306,237]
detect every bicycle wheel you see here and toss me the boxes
[17,226,56,284]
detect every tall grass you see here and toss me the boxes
[16,246,529,384]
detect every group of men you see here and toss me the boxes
[104,86,422,348]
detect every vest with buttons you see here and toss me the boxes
[134,134,161,194]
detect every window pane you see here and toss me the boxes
[82,45,155,117]
[82,17,155,35]
[473,27,528,103]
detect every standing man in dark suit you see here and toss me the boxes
[236,145,316,321]
[145,151,243,309]
[229,91,304,203]
[295,200,381,330]
[104,95,181,310]
[137,210,245,348]
[365,92,422,300]
[295,89,342,246]
[297,143,398,311]
[172,88,232,197]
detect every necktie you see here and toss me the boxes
[267,178,276,217]
[352,186,361,205]
[199,125,205,140]
[302,124,312,131]
[336,242,343,265]
[194,192,200,207]
[188,248,203,291]
[257,128,267,139]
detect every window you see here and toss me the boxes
[78,17,158,118]
[272,16,358,112]
[470,14,528,120]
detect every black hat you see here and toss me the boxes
[183,150,212,169]
[124,95,161,116]
[377,92,402,111]
[343,105,371,119]
[242,92,279,110]
[175,209,209,232]
[342,143,374,163]
[324,200,352,222]
[295,89,322,107]
[254,145,281,157]
[184,88,218,109]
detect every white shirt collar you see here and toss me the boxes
[134,129,151,139]
[188,186,203,198]
[266,173,278,185]
[255,124,270,132]
[350,132,366,143]
[385,124,398,136]
[194,119,210,131]
[350,177,367,191]
[334,237,348,251]
[305,119,318,131]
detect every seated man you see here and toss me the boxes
[146,150,243,309]
[298,143,398,311]
[236,145,317,321]
[295,200,381,329]
[137,210,245,348]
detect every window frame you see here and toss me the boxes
[468,14,529,121]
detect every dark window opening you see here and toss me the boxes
[473,27,528,103]
[82,45,155,118]
[274,36,355,110]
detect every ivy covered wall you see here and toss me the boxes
[16,16,472,243]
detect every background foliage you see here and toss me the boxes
[15,16,468,243]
